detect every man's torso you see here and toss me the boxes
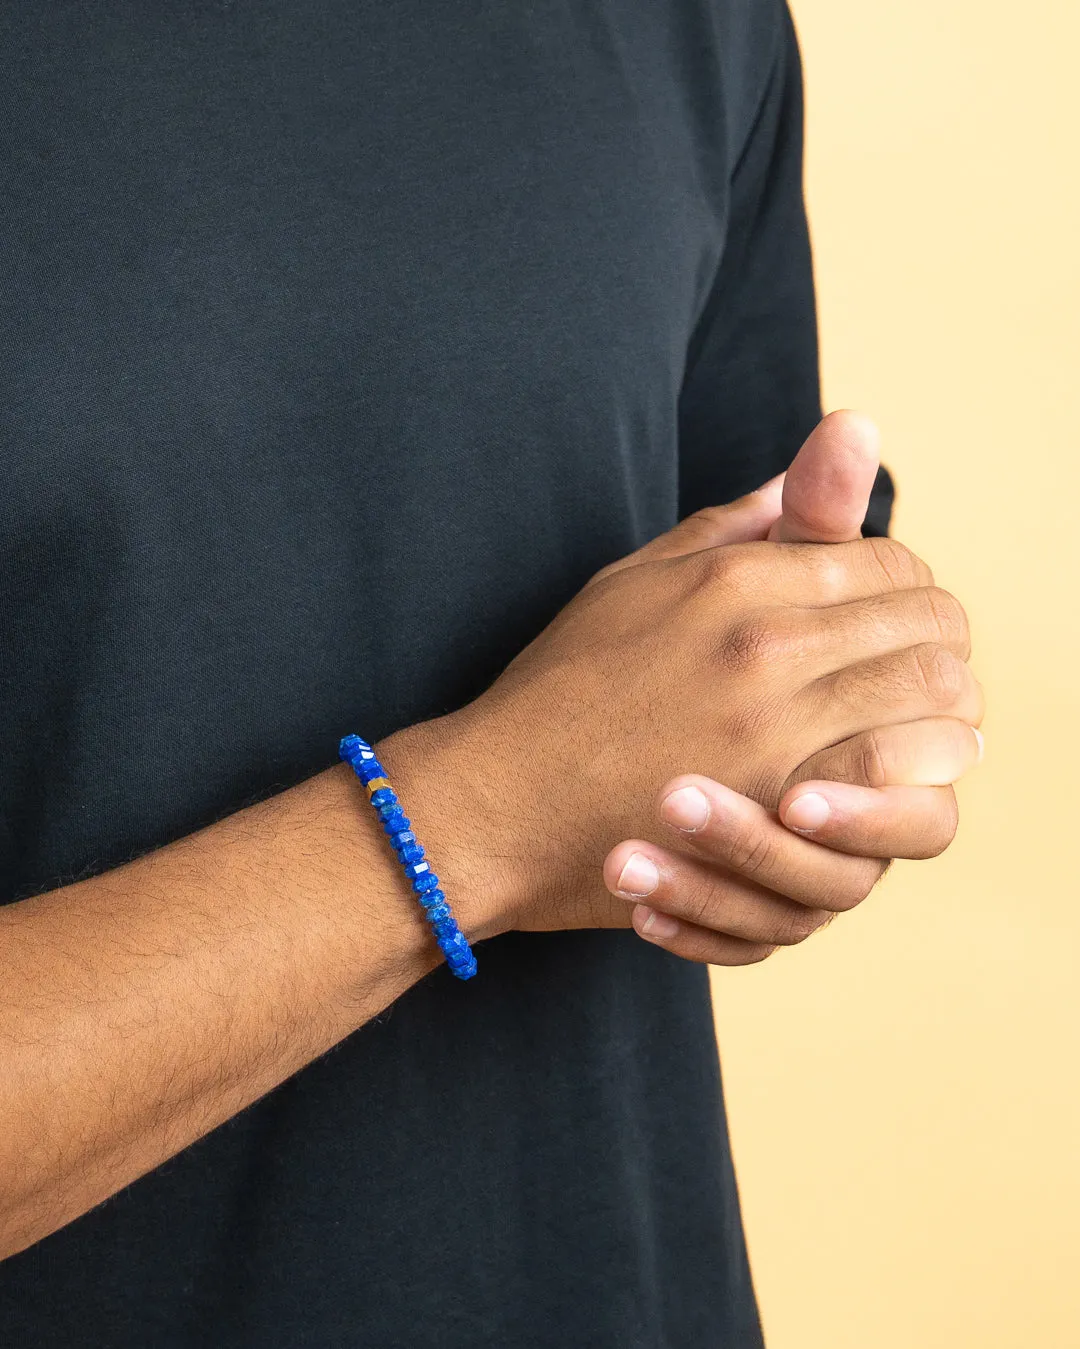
[0,3,787,1343]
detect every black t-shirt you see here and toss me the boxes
[0,2,891,1345]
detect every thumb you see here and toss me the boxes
[590,474,785,584]
[768,409,881,544]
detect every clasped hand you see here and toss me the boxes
[395,411,984,965]
[595,411,984,964]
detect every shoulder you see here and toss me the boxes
[706,0,798,159]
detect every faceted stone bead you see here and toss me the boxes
[342,735,476,979]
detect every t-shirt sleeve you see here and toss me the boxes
[678,0,895,537]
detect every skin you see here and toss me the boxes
[596,409,985,962]
[435,412,981,953]
[0,410,982,1258]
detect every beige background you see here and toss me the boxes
[710,3,1080,1346]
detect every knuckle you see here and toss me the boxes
[720,611,788,674]
[865,536,922,590]
[771,907,823,946]
[910,643,966,708]
[681,544,740,608]
[818,870,878,914]
[584,558,620,589]
[806,552,848,603]
[834,869,882,911]
[705,543,756,592]
[679,882,722,929]
[857,727,891,788]
[678,506,730,549]
[922,789,960,858]
[922,586,968,647]
[817,556,848,598]
[724,824,776,879]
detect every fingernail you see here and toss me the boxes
[972,727,984,764]
[635,905,679,941]
[616,852,659,897]
[782,792,831,833]
[660,785,710,832]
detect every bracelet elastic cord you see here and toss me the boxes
[338,734,478,981]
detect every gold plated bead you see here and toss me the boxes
[365,776,391,794]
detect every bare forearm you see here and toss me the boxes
[0,720,491,1259]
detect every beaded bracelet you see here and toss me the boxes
[338,734,477,980]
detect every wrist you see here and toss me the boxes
[374,711,519,945]
[291,765,447,1007]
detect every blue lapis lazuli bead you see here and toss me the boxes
[340,732,476,981]
[338,736,365,763]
